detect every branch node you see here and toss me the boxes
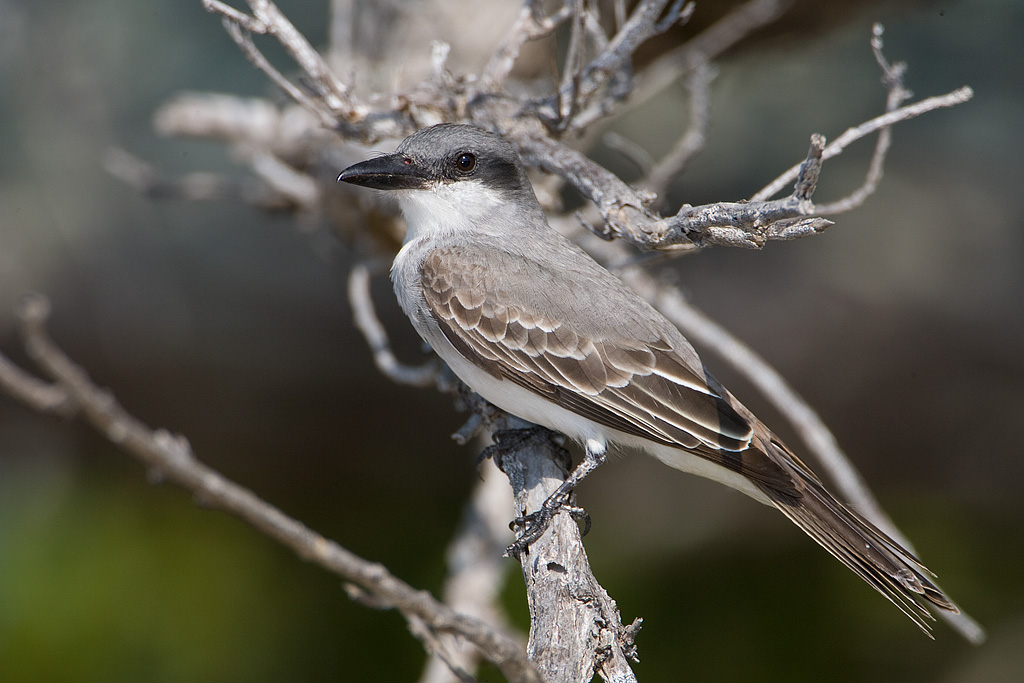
[620,617,644,662]
[793,133,826,201]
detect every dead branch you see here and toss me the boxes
[641,54,713,202]
[811,22,909,215]
[348,262,440,388]
[170,1,974,261]
[203,0,363,125]
[0,293,545,683]
[418,457,518,683]
[346,254,640,680]
[534,0,697,132]
[480,1,574,92]
[752,84,974,203]
[488,422,641,683]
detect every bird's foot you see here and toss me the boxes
[505,485,591,558]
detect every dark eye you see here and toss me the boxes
[454,152,476,173]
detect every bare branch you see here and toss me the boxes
[219,15,338,127]
[2,294,544,683]
[752,85,973,202]
[348,263,439,388]
[409,614,479,683]
[183,3,974,264]
[575,82,971,253]
[203,0,363,124]
[532,0,695,131]
[0,341,73,414]
[812,23,910,215]
[643,133,833,250]
[629,0,790,113]
[419,458,517,683]
[489,424,641,683]
[642,54,713,201]
[481,1,573,91]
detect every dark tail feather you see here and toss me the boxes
[758,444,958,637]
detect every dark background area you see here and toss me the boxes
[1,1,1021,681]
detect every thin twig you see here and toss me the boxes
[480,0,574,91]
[410,614,479,683]
[752,85,973,202]
[629,0,791,114]
[348,263,439,388]
[2,294,545,683]
[813,23,910,215]
[204,0,361,122]
[642,54,713,201]
[0,344,73,414]
[220,16,338,127]
[557,0,586,127]
[532,0,695,130]
[602,85,972,252]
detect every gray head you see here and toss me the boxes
[337,124,536,205]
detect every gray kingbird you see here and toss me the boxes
[338,123,957,633]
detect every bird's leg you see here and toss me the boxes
[505,439,607,557]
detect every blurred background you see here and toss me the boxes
[1,0,1021,681]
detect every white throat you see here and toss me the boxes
[397,180,510,243]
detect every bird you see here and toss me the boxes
[337,122,958,634]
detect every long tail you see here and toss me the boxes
[758,440,958,636]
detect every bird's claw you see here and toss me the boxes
[504,493,591,558]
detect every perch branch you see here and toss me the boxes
[487,423,641,682]
[348,256,645,681]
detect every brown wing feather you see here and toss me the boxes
[420,247,803,492]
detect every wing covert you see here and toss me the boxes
[421,247,763,468]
